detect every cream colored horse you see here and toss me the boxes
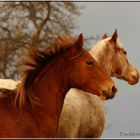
[0,79,20,89]
[0,30,139,138]
[58,30,139,138]
[0,79,20,97]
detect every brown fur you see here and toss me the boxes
[0,34,116,138]
[14,37,75,108]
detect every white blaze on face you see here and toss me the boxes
[0,79,20,90]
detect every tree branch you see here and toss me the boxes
[32,3,51,47]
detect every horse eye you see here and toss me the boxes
[123,51,127,55]
[86,60,93,65]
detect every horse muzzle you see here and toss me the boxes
[100,85,118,100]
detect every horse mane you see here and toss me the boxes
[14,36,75,108]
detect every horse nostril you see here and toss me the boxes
[112,85,117,94]
[132,75,138,81]
[128,74,139,85]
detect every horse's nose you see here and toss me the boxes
[129,72,139,85]
[108,84,117,99]
[112,85,117,94]
[101,84,117,100]
[132,75,139,82]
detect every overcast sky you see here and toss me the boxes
[74,2,140,138]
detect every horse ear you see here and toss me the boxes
[74,33,84,50]
[111,29,118,43]
[101,33,108,39]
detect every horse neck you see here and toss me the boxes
[90,42,113,76]
[32,58,69,136]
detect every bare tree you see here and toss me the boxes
[0,1,81,78]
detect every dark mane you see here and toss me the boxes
[14,37,75,108]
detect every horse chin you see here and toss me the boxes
[99,95,107,100]
[99,93,115,100]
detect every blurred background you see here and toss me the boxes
[0,1,140,138]
[75,2,140,138]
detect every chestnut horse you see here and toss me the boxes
[57,30,139,138]
[0,34,117,138]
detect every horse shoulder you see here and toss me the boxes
[58,88,83,138]
[58,88,105,138]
